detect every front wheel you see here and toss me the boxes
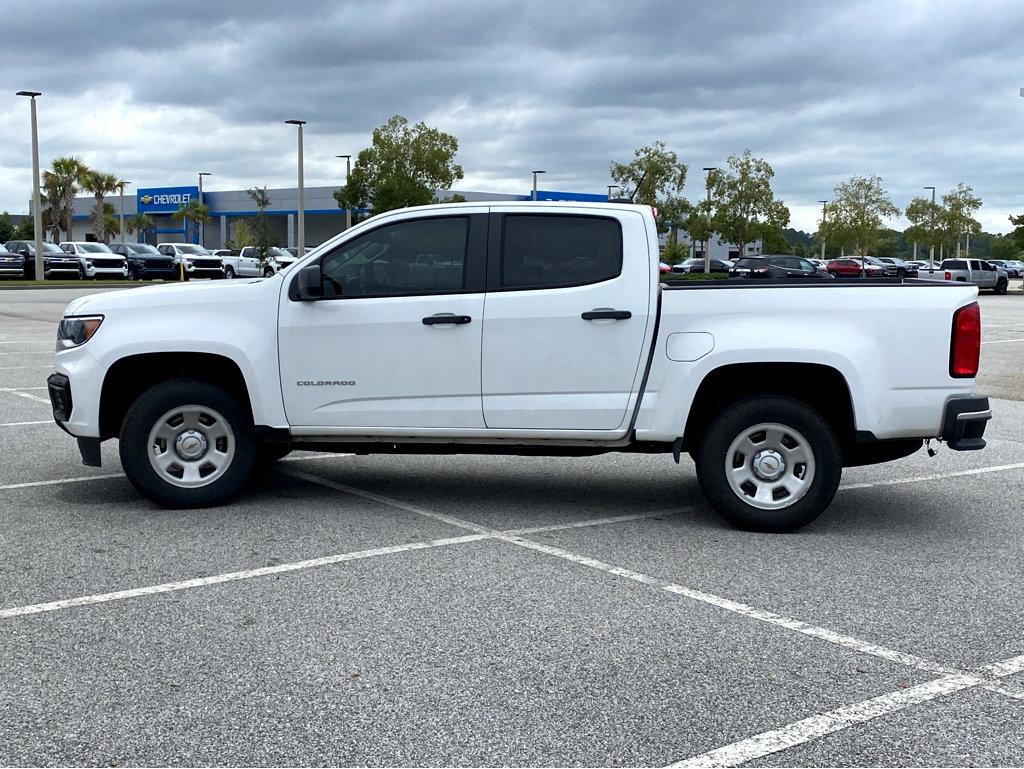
[263,267,275,278]
[994,278,1008,295]
[119,379,257,508]
[224,266,235,279]
[695,396,842,532]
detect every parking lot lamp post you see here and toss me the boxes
[16,91,43,281]
[532,170,546,201]
[818,200,828,261]
[335,154,352,230]
[702,167,716,273]
[117,181,128,244]
[924,186,936,268]
[286,120,306,257]
[198,172,211,246]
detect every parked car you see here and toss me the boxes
[920,259,1009,294]
[109,242,177,280]
[58,242,128,279]
[285,247,299,258]
[826,257,888,278]
[875,257,917,278]
[5,240,82,279]
[987,259,1022,278]
[156,243,224,280]
[729,255,833,279]
[49,201,989,533]
[672,257,734,273]
[659,261,671,274]
[0,243,25,278]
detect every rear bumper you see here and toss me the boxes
[941,396,990,451]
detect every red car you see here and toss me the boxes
[826,258,887,278]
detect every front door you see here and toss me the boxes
[278,211,488,429]
[480,210,653,431]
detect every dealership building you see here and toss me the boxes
[57,184,608,248]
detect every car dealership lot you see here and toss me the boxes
[1,288,1022,766]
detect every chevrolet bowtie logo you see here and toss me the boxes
[140,195,153,204]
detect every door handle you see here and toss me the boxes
[581,309,631,321]
[422,314,472,325]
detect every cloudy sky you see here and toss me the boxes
[1,0,1022,232]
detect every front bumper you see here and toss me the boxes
[941,396,990,451]
[48,370,102,466]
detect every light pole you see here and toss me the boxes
[335,154,352,230]
[818,200,828,261]
[702,167,716,273]
[16,91,43,281]
[532,170,546,201]
[286,119,306,257]
[198,172,211,246]
[118,181,128,244]
[606,184,619,200]
[924,186,936,268]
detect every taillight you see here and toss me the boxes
[944,271,951,281]
[950,302,981,378]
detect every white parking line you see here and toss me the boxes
[0,420,53,427]
[0,473,123,491]
[981,338,1024,345]
[0,387,51,404]
[0,365,53,370]
[840,462,1024,490]
[0,351,52,355]
[671,654,1024,767]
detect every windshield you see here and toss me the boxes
[267,247,292,258]
[41,243,65,254]
[77,243,113,253]
[174,245,211,255]
[129,244,160,254]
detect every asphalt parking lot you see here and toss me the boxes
[0,287,1022,767]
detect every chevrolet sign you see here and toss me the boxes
[136,185,200,213]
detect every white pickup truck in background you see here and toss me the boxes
[920,258,1009,294]
[219,246,298,279]
[47,202,990,532]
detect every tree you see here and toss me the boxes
[710,149,790,260]
[334,115,464,216]
[173,200,211,244]
[940,182,981,257]
[39,156,88,241]
[80,169,121,242]
[610,140,688,233]
[125,213,155,240]
[246,186,277,264]
[226,219,255,250]
[904,196,942,263]
[1009,214,1024,252]
[819,175,899,269]
[98,202,121,243]
[760,228,792,254]
[990,234,1021,261]
[10,217,35,240]
[0,212,14,243]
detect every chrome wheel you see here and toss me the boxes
[725,422,815,510]
[147,405,235,488]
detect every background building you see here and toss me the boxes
[54,186,602,248]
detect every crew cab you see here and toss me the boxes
[920,259,1009,294]
[47,202,990,532]
[109,242,176,280]
[6,240,83,279]
[221,246,297,278]
[59,242,128,279]
[156,243,224,279]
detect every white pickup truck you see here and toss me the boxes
[219,246,297,279]
[47,202,990,532]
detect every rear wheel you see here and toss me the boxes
[995,278,1008,295]
[695,396,842,532]
[224,265,235,279]
[119,379,256,508]
[263,266,275,278]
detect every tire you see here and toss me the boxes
[119,379,257,509]
[224,266,235,279]
[695,396,842,532]
[263,267,275,278]
[994,279,1008,295]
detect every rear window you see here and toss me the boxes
[734,258,765,268]
[500,215,621,290]
[942,260,968,270]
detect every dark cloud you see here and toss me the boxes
[2,0,1022,231]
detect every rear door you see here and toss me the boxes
[480,209,654,431]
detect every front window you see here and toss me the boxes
[320,216,469,298]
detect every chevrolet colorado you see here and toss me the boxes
[47,202,990,531]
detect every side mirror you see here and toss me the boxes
[292,263,323,301]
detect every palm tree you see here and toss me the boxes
[80,170,121,242]
[42,156,87,240]
[125,213,155,239]
[173,200,211,243]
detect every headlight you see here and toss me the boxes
[57,315,104,350]
[85,260,94,267]
[186,259,195,266]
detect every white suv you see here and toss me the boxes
[59,242,128,279]
[156,243,224,280]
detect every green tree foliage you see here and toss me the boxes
[989,234,1021,261]
[334,115,464,216]
[760,228,792,254]
[710,149,790,257]
[97,202,121,243]
[819,175,899,261]
[80,169,122,242]
[903,195,942,258]
[226,219,255,250]
[660,240,689,265]
[40,156,88,241]
[610,140,688,232]
[10,217,35,240]
[246,186,277,263]
[435,193,467,204]
[0,212,14,243]
[125,213,155,239]
[173,200,211,243]
[1009,214,1024,251]
[939,182,982,255]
